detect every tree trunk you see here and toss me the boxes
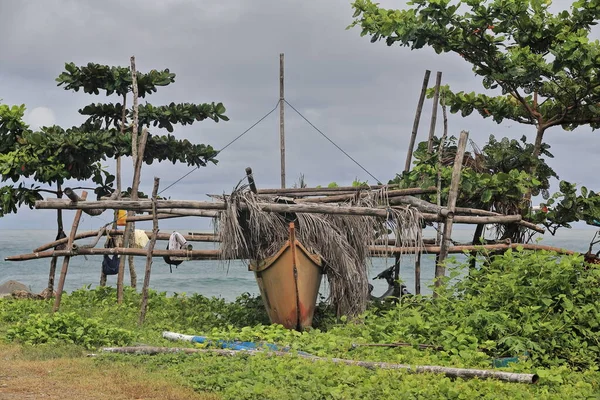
[469,223,485,272]
[47,183,64,297]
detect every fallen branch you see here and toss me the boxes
[99,346,538,384]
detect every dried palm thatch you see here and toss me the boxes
[214,183,423,318]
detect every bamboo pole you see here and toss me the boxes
[139,178,160,325]
[404,70,431,173]
[52,191,88,313]
[435,131,469,293]
[426,71,443,153]
[99,346,539,384]
[280,53,286,189]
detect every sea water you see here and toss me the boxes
[0,228,597,301]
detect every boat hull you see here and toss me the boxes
[249,235,323,330]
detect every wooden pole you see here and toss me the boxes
[52,191,88,313]
[297,187,437,203]
[414,252,421,295]
[279,53,286,189]
[47,183,64,297]
[104,93,128,287]
[435,131,469,294]
[426,71,443,154]
[139,177,160,325]
[99,346,539,384]
[6,242,575,262]
[245,167,258,193]
[257,185,388,194]
[7,247,221,262]
[64,188,104,216]
[404,70,431,173]
[436,93,449,245]
[35,198,532,226]
[34,230,218,253]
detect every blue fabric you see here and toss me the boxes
[102,255,120,275]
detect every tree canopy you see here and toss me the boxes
[0,62,229,216]
[349,0,600,156]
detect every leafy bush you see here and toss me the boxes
[6,312,134,349]
[3,250,600,398]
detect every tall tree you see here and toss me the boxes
[1,62,229,293]
[0,62,229,216]
[349,0,600,158]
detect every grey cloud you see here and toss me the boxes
[0,0,598,230]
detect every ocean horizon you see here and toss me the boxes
[1,227,597,301]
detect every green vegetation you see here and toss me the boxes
[0,62,228,216]
[2,250,600,398]
[350,0,600,238]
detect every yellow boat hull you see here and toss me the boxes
[249,225,323,330]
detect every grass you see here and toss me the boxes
[0,343,220,400]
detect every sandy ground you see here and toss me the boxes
[0,345,218,400]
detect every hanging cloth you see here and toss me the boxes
[133,229,149,249]
[163,232,188,272]
[102,237,120,275]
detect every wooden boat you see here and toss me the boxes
[249,223,323,330]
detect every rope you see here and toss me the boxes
[158,100,281,195]
[284,99,382,184]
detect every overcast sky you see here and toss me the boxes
[0,0,598,233]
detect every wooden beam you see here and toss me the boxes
[436,131,468,293]
[52,191,87,313]
[6,247,221,262]
[139,178,160,325]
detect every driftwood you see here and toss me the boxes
[99,346,538,384]
[5,247,220,262]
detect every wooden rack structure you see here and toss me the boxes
[0,66,577,323]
